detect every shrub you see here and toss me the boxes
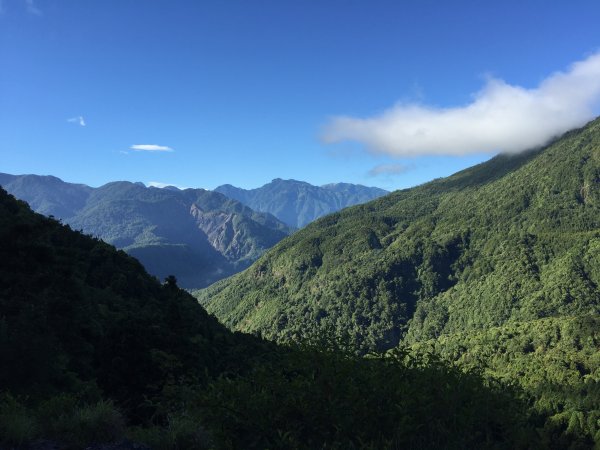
[0,393,37,447]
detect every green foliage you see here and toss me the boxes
[69,183,292,288]
[0,394,125,448]
[201,120,600,350]
[0,187,543,448]
[128,414,212,450]
[0,393,38,447]
[39,397,125,447]
[410,315,600,448]
[1,176,292,288]
[196,345,534,449]
[65,400,125,446]
[202,118,600,351]
[0,188,265,421]
[199,117,600,445]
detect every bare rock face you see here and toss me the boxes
[0,176,292,289]
[190,205,241,260]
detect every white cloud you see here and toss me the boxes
[67,116,86,127]
[25,0,42,15]
[368,163,410,177]
[323,52,600,156]
[147,181,188,190]
[130,144,174,152]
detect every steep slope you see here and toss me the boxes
[0,187,533,449]
[200,117,600,445]
[0,176,291,288]
[202,119,600,348]
[215,178,388,228]
[69,182,291,288]
[0,186,255,416]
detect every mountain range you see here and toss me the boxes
[198,117,600,444]
[215,178,388,228]
[0,174,387,289]
[0,186,535,448]
[3,118,600,445]
[0,174,291,288]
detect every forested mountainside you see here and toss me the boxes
[0,187,536,449]
[215,178,388,228]
[199,117,600,446]
[0,176,291,288]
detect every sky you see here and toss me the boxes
[1,0,600,191]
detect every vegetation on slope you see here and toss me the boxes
[0,186,257,415]
[200,118,600,348]
[0,176,292,288]
[199,117,600,445]
[0,187,535,449]
[410,315,600,447]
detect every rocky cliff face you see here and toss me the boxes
[1,174,292,288]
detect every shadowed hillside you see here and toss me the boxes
[0,187,536,449]
[0,176,292,288]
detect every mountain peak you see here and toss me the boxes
[215,179,388,228]
[2,174,291,289]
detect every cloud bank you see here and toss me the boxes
[130,144,174,152]
[323,52,600,156]
[67,116,86,127]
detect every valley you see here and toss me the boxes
[0,176,383,289]
[3,3,600,446]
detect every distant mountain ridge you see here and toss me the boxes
[0,174,291,288]
[215,178,388,228]
[0,173,93,218]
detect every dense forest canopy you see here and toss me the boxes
[0,187,542,448]
[198,117,600,446]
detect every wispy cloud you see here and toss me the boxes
[130,144,174,152]
[0,0,5,15]
[368,163,410,177]
[67,116,86,127]
[25,0,42,15]
[323,51,600,156]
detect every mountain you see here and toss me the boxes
[0,185,258,418]
[0,175,292,289]
[0,187,533,449]
[199,118,600,445]
[0,173,92,218]
[215,178,388,228]
[201,119,600,349]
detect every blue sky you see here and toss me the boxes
[1,0,600,191]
